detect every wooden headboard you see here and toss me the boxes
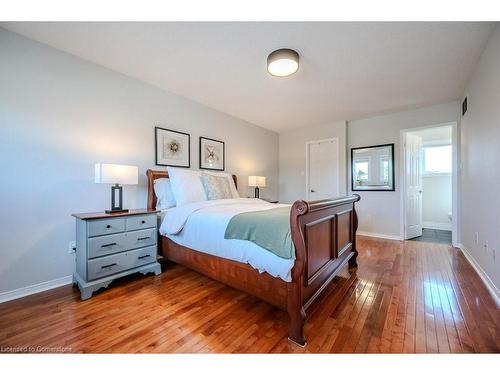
[146,169,238,210]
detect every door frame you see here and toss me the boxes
[399,121,459,245]
[305,137,340,201]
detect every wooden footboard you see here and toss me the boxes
[287,195,360,345]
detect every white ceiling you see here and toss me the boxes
[1,22,495,132]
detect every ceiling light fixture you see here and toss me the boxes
[267,48,299,77]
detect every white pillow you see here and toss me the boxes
[203,171,239,198]
[167,167,207,206]
[153,178,176,210]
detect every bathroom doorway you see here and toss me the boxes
[401,123,456,245]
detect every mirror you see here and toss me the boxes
[351,144,394,191]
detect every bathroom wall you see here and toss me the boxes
[422,175,452,229]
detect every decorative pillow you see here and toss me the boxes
[167,167,207,206]
[200,173,233,200]
[203,171,240,198]
[153,178,176,210]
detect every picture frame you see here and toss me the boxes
[199,137,225,171]
[155,126,190,168]
[351,143,395,191]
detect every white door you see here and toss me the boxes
[307,139,339,200]
[405,133,423,239]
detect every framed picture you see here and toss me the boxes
[351,143,395,191]
[199,137,225,171]
[155,127,190,168]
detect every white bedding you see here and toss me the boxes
[159,198,295,282]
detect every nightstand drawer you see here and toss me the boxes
[88,218,125,237]
[88,228,157,259]
[87,246,157,281]
[126,228,157,250]
[88,232,129,258]
[126,214,156,231]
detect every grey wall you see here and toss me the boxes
[460,25,500,293]
[347,102,460,237]
[279,121,347,203]
[0,29,279,294]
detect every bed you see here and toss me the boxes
[147,169,360,346]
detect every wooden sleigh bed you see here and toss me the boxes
[147,169,360,346]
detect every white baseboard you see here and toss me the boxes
[458,244,500,307]
[422,221,452,231]
[357,231,403,241]
[0,275,73,304]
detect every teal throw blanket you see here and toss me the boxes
[224,206,294,259]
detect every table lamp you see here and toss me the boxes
[95,163,138,213]
[248,176,266,198]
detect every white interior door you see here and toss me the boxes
[405,133,423,239]
[307,139,339,200]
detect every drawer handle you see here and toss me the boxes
[138,255,151,260]
[137,237,150,241]
[141,220,146,224]
[106,224,112,229]
[101,263,117,269]
[101,242,117,248]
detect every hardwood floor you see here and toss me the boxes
[0,236,499,353]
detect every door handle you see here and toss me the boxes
[310,189,316,193]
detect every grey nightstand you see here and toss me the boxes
[71,209,161,300]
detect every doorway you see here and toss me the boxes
[401,123,457,245]
[306,138,340,201]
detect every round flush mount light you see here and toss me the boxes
[267,48,299,77]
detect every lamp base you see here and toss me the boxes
[105,209,129,214]
[108,184,126,214]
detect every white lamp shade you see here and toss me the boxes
[248,175,266,187]
[95,163,138,185]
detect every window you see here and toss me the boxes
[423,145,452,174]
[354,161,369,181]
